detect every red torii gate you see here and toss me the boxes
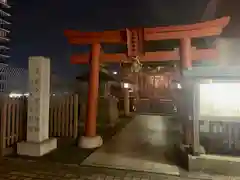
[64,16,230,149]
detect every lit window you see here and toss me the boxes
[123,83,129,88]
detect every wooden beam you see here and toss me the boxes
[100,53,127,62]
[64,29,123,38]
[70,53,127,64]
[66,26,223,44]
[70,49,217,64]
[65,30,125,44]
[65,17,230,44]
[142,49,217,62]
[68,37,125,44]
[145,27,223,41]
[144,16,230,34]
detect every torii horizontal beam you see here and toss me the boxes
[64,17,230,44]
[144,16,229,33]
[66,30,125,44]
[70,48,217,64]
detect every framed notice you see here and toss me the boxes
[198,80,240,121]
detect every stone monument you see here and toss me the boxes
[17,56,57,157]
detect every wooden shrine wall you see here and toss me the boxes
[138,72,173,99]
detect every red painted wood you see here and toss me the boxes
[70,49,218,64]
[65,30,125,44]
[85,43,101,137]
[145,27,223,41]
[67,36,125,44]
[144,16,230,34]
[180,38,192,69]
[64,17,230,44]
[64,29,123,38]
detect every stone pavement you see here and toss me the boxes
[0,158,239,180]
[1,115,239,179]
[82,115,180,175]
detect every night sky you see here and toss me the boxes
[9,0,217,79]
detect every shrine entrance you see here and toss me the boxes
[64,17,230,173]
[135,66,178,115]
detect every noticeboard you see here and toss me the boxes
[199,81,240,121]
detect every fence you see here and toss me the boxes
[0,94,80,156]
[49,94,80,138]
[0,96,27,156]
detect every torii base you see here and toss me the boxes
[78,136,103,149]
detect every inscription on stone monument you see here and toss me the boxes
[27,57,50,142]
[28,64,41,133]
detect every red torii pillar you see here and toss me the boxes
[180,38,192,69]
[78,43,103,149]
[179,37,193,146]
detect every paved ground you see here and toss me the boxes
[82,115,180,175]
[1,155,239,179]
[3,114,240,179]
[10,117,132,165]
[0,158,238,180]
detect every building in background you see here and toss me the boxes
[0,63,75,95]
[0,0,10,64]
[0,64,27,93]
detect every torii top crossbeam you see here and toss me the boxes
[64,16,230,69]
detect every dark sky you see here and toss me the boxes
[9,0,213,78]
